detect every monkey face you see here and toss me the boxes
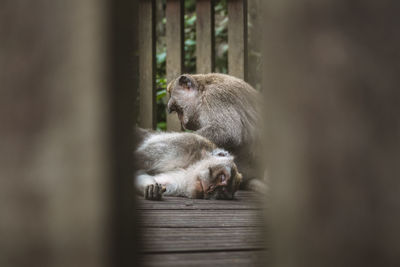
[195,156,243,200]
[206,164,242,200]
[167,75,200,130]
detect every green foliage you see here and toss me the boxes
[156,121,166,131]
[184,0,196,13]
[156,48,166,130]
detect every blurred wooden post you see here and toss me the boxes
[228,0,248,80]
[109,1,141,266]
[196,0,215,73]
[263,0,400,266]
[166,0,184,131]
[0,1,139,266]
[139,0,156,129]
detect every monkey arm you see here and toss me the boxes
[152,170,197,198]
[135,169,198,200]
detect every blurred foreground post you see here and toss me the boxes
[263,1,400,266]
[0,1,139,267]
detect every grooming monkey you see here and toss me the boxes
[135,130,242,200]
[166,73,263,190]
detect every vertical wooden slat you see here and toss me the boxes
[228,0,248,80]
[166,0,184,131]
[196,0,215,73]
[139,0,156,129]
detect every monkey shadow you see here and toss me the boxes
[138,190,260,207]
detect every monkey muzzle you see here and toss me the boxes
[167,99,177,114]
[204,167,236,200]
[167,100,185,126]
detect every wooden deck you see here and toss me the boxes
[137,191,265,267]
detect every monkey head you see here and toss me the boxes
[167,75,201,130]
[193,150,242,200]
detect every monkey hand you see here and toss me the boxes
[144,183,166,201]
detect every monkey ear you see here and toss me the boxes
[178,75,196,91]
[166,79,174,94]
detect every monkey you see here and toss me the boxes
[134,130,242,200]
[166,73,263,191]
[135,152,241,200]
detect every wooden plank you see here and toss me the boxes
[166,0,184,131]
[139,0,156,129]
[141,251,265,267]
[142,227,264,252]
[137,191,262,210]
[140,210,262,228]
[196,0,215,73]
[228,0,248,80]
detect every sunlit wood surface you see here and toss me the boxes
[137,191,265,266]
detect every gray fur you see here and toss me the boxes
[167,73,261,185]
[134,130,242,200]
[135,130,216,175]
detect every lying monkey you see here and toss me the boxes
[134,130,242,200]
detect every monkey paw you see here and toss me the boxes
[144,183,166,201]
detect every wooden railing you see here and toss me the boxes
[138,0,248,131]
